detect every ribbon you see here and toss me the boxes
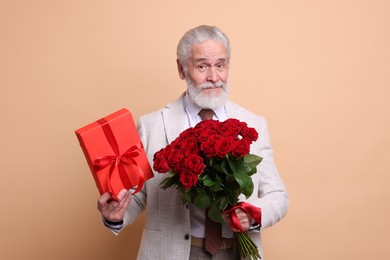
[224,202,262,233]
[92,118,145,200]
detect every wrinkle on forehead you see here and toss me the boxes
[194,57,227,63]
[190,41,227,63]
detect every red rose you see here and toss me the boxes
[153,149,171,173]
[200,140,215,158]
[179,168,199,190]
[224,118,241,125]
[219,118,242,138]
[196,128,218,143]
[173,160,184,174]
[200,134,220,157]
[183,154,205,176]
[240,126,258,142]
[194,119,220,131]
[180,127,195,139]
[231,139,251,158]
[180,137,200,157]
[214,137,235,158]
[240,121,248,128]
[171,138,183,150]
[167,148,184,168]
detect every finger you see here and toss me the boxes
[110,200,119,209]
[107,191,131,214]
[116,189,129,201]
[235,209,246,221]
[234,209,251,231]
[235,208,255,226]
[116,191,131,210]
[106,193,131,220]
[98,192,113,208]
[119,192,132,210]
[235,208,245,217]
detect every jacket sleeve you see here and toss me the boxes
[245,116,289,230]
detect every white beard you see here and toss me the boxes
[186,78,230,109]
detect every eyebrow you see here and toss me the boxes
[194,57,227,63]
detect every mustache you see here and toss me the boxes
[198,81,225,90]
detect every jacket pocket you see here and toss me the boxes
[137,228,164,260]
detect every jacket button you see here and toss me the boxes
[184,234,190,240]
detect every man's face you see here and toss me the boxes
[185,40,230,109]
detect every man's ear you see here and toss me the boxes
[177,59,186,80]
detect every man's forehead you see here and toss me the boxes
[190,41,227,62]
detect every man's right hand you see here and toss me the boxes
[97,189,131,223]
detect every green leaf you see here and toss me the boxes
[210,182,221,192]
[208,203,224,223]
[194,190,211,208]
[227,157,237,172]
[226,174,239,184]
[244,154,263,168]
[220,160,231,175]
[225,190,239,206]
[211,162,223,173]
[225,176,239,190]
[181,189,195,204]
[159,176,177,190]
[241,163,252,175]
[233,170,251,191]
[214,192,229,210]
[242,179,254,197]
[233,157,244,171]
[202,174,217,186]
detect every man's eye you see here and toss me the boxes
[216,63,225,69]
[198,65,207,71]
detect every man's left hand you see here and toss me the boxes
[224,208,255,232]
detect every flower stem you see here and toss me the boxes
[233,232,261,260]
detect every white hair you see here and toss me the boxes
[177,25,231,73]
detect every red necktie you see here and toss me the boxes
[198,109,215,121]
[198,109,222,255]
[204,210,222,255]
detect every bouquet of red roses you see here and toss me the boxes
[153,118,263,259]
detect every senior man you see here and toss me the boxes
[97,25,289,260]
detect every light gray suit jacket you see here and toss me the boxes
[112,94,288,260]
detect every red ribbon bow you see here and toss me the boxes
[224,202,262,233]
[93,118,145,200]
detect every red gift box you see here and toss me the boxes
[75,108,153,200]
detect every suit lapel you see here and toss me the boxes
[162,94,188,143]
[225,100,244,120]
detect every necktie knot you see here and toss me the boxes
[198,109,215,120]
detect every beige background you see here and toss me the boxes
[1,0,389,259]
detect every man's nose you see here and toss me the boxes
[206,67,218,82]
